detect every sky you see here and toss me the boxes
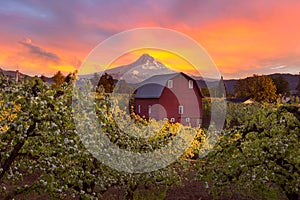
[0,0,300,79]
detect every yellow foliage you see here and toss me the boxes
[0,100,21,133]
[228,132,242,144]
[184,139,202,158]
[182,129,207,159]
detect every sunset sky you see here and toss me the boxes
[1,0,300,79]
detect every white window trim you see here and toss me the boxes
[138,105,141,113]
[186,117,190,123]
[170,118,175,122]
[167,80,173,88]
[163,118,168,121]
[148,105,151,114]
[189,80,193,89]
[179,105,184,114]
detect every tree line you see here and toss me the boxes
[201,74,300,103]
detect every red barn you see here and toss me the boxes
[134,72,203,127]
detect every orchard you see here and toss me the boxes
[0,74,299,199]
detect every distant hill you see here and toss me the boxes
[0,68,54,84]
[224,73,300,95]
[0,68,31,79]
[40,75,54,84]
[223,79,238,95]
[1,60,299,96]
[268,73,299,93]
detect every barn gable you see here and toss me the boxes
[135,72,203,98]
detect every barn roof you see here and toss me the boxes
[135,72,203,98]
[226,98,250,103]
[135,73,178,98]
[134,83,165,98]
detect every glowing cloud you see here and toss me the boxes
[1,1,300,78]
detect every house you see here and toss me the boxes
[281,95,290,104]
[226,98,256,104]
[133,72,204,127]
[243,98,256,104]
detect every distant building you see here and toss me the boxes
[243,98,256,104]
[226,98,256,104]
[133,72,204,127]
[281,95,291,104]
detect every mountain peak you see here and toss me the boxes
[134,53,154,65]
[99,53,176,83]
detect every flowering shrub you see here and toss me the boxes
[0,75,208,199]
[198,105,300,200]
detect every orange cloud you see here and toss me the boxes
[0,37,81,76]
[177,3,300,77]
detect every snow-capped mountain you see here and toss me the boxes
[105,54,177,83]
[79,54,177,83]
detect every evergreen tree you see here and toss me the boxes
[271,76,289,95]
[97,73,115,93]
[52,71,65,88]
[40,75,47,82]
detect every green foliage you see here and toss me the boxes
[73,81,218,198]
[295,96,300,105]
[0,76,119,199]
[198,105,300,200]
[200,87,210,97]
[225,102,262,128]
[271,76,289,95]
[1,75,210,199]
[202,98,227,130]
[234,74,277,103]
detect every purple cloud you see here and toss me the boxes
[19,38,60,63]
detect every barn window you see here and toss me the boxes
[138,105,141,113]
[170,118,175,122]
[163,118,168,121]
[179,105,184,114]
[189,80,193,88]
[186,117,190,123]
[148,105,152,114]
[167,80,173,88]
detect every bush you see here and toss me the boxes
[198,105,300,200]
